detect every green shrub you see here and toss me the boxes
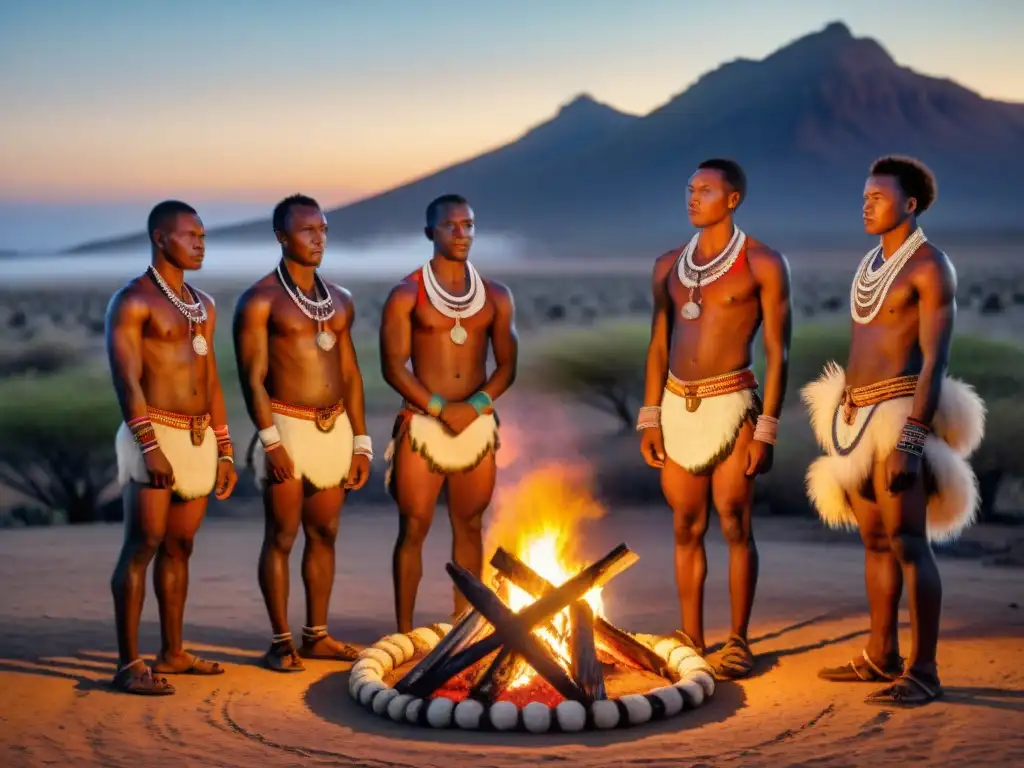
[0,371,124,524]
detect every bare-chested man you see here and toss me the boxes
[804,156,985,706]
[380,193,518,633]
[233,194,372,671]
[106,200,238,695]
[638,159,792,679]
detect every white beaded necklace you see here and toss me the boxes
[675,226,746,320]
[850,227,927,324]
[148,265,209,356]
[421,260,486,345]
[276,262,337,351]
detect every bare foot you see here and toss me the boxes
[111,659,176,695]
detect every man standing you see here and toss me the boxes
[638,159,792,679]
[106,200,238,695]
[380,193,518,633]
[233,194,372,672]
[804,156,985,706]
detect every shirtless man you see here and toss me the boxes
[380,193,518,633]
[106,200,238,695]
[638,159,792,679]
[233,194,372,671]
[804,156,985,706]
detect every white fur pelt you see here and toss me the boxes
[801,362,986,543]
[661,387,756,474]
[252,411,354,490]
[115,421,217,500]
[383,413,498,495]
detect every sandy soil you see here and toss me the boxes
[1,511,1021,767]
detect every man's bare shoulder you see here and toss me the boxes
[910,242,957,293]
[107,275,153,317]
[383,276,419,311]
[746,236,788,268]
[653,246,682,276]
[483,277,513,306]
[235,274,280,311]
[192,285,217,312]
[324,281,355,309]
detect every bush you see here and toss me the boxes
[0,371,124,524]
[530,320,1024,518]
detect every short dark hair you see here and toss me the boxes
[697,158,747,204]
[272,193,321,233]
[869,155,937,215]
[425,194,469,229]
[147,200,197,241]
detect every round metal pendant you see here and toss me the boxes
[192,334,209,356]
[316,330,337,352]
[449,323,468,345]
[681,301,701,320]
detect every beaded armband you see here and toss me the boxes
[635,405,661,431]
[127,415,159,455]
[895,417,930,457]
[467,391,493,415]
[427,394,446,417]
[213,424,234,463]
[752,415,779,445]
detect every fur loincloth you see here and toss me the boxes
[384,406,500,497]
[252,401,354,491]
[801,362,986,543]
[115,409,218,500]
[660,369,761,475]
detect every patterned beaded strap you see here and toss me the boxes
[896,417,930,457]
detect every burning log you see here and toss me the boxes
[394,588,498,695]
[490,547,674,680]
[468,647,525,703]
[446,562,591,703]
[404,543,637,699]
[569,600,606,701]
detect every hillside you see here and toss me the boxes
[69,21,1024,256]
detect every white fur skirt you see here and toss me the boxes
[801,362,986,543]
[661,387,757,474]
[384,412,499,496]
[115,420,218,500]
[252,410,354,491]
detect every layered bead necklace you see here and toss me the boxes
[421,260,486,345]
[675,226,746,320]
[148,265,209,356]
[276,261,337,351]
[850,227,927,324]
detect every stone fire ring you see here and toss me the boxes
[348,622,717,734]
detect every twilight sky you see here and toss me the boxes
[1,0,1021,249]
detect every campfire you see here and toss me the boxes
[349,468,717,733]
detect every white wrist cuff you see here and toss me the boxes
[258,425,281,447]
[353,434,373,456]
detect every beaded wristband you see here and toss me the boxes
[895,419,929,457]
[752,414,779,445]
[467,391,493,415]
[427,394,446,417]
[258,424,282,452]
[635,405,661,431]
[213,424,234,460]
[128,416,159,454]
[353,434,373,460]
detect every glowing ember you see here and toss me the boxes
[483,466,608,690]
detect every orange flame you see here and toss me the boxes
[483,464,607,688]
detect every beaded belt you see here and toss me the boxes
[841,375,918,425]
[665,369,758,412]
[270,400,345,433]
[147,407,211,447]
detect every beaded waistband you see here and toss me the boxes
[843,375,919,408]
[665,369,758,400]
[270,399,345,433]
[147,407,211,432]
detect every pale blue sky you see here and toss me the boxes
[1,0,1021,248]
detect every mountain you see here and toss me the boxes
[70,22,1024,255]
